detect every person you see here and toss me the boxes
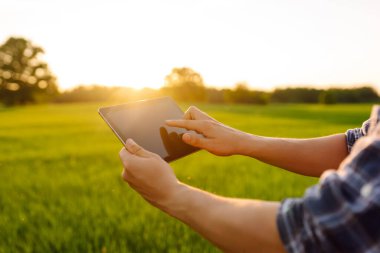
[119,105,380,253]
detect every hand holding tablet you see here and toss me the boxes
[99,97,200,162]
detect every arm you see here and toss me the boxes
[166,106,348,177]
[119,139,285,253]
[277,127,380,252]
[166,184,284,253]
[239,133,348,177]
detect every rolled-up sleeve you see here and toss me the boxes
[345,119,370,153]
[277,135,380,253]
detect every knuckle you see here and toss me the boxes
[131,144,141,154]
[187,106,199,119]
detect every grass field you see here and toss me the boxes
[0,102,372,252]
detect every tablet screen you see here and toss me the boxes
[99,97,199,162]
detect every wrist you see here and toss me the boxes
[235,132,260,157]
[159,182,193,218]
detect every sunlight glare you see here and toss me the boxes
[1,0,379,91]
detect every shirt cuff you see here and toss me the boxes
[277,198,306,253]
[345,119,370,153]
[345,128,363,153]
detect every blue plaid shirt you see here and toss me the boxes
[277,105,380,253]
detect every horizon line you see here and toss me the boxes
[59,82,379,93]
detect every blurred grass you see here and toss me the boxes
[0,102,372,252]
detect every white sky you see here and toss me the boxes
[1,0,380,91]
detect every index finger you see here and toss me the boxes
[165,119,206,133]
[184,106,212,120]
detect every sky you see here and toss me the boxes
[1,0,379,91]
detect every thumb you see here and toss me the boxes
[125,139,152,157]
[182,132,208,149]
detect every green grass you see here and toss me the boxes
[0,102,373,252]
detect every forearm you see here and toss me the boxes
[237,133,348,177]
[162,184,285,253]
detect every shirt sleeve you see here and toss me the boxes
[345,119,370,153]
[277,128,380,253]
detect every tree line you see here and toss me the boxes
[54,67,379,104]
[54,83,378,105]
[1,37,378,106]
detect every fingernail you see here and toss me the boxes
[126,138,134,146]
[183,133,191,142]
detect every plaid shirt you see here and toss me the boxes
[346,119,371,153]
[277,105,380,253]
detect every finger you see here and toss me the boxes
[165,119,208,133]
[122,172,141,189]
[121,173,146,192]
[119,147,137,168]
[125,139,152,157]
[120,149,148,180]
[182,132,208,149]
[184,106,213,120]
[121,168,134,182]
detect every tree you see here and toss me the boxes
[224,82,268,104]
[0,37,58,106]
[319,90,336,104]
[161,67,206,102]
[270,88,321,103]
[319,86,378,104]
[206,87,225,103]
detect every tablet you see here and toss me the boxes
[98,97,199,162]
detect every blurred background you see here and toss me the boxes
[0,0,379,252]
